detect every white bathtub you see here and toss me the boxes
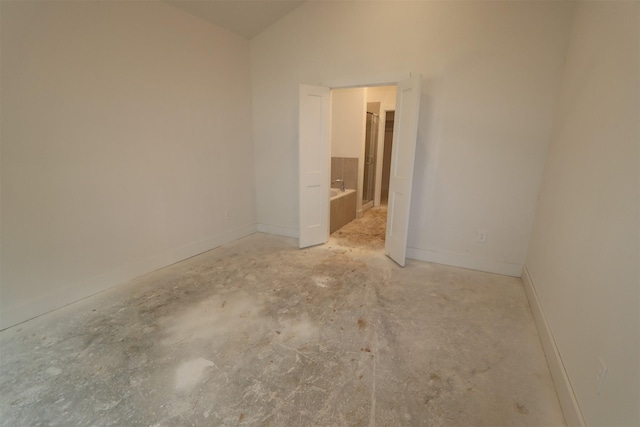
[330,188,356,201]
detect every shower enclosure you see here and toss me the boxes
[362,111,378,209]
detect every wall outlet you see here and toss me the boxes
[596,358,607,395]
[476,229,487,243]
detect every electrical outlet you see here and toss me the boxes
[476,229,487,243]
[596,358,607,395]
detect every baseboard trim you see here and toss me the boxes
[405,247,523,277]
[1,223,257,330]
[256,223,299,238]
[522,266,586,427]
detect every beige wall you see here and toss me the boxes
[1,1,257,329]
[525,2,639,425]
[251,1,574,275]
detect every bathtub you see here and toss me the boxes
[330,188,357,233]
[330,188,356,201]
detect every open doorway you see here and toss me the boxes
[299,75,421,265]
[328,86,396,249]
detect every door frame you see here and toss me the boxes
[299,74,421,263]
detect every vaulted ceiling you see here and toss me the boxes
[167,1,306,39]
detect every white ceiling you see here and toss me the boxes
[167,0,306,39]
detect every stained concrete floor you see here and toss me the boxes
[0,208,565,426]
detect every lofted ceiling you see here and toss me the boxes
[166,0,306,39]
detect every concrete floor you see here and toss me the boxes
[0,208,565,426]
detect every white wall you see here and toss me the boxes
[250,1,574,276]
[330,88,366,212]
[524,2,639,426]
[0,1,257,329]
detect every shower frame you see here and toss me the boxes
[362,111,379,210]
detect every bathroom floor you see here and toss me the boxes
[332,206,387,250]
[0,218,565,426]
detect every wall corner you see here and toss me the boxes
[522,266,587,427]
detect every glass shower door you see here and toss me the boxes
[362,112,378,208]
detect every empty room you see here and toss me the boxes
[1,1,638,426]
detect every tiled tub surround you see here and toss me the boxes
[330,157,358,233]
[331,157,358,191]
[330,189,357,233]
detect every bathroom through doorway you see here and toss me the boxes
[329,85,396,248]
[299,75,421,265]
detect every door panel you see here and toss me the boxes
[385,75,421,266]
[299,84,330,248]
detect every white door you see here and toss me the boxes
[299,84,331,248]
[385,75,422,266]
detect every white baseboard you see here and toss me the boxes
[1,223,257,330]
[405,247,523,277]
[522,267,586,427]
[256,223,299,238]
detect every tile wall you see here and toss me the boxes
[331,157,358,190]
